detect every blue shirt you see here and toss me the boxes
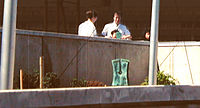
[102,22,131,38]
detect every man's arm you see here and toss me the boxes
[101,24,108,36]
[121,25,132,39]
[121,35,132,39]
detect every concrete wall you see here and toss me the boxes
[1,29,149,87]
[158,42,200,85]
[1,85,200,108]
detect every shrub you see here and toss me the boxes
[70,79,106,87]
[141,71,179,85]
[70,79,87,87]
[14,70,60,89]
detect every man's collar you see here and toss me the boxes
[112,22,120,26]
[87,19,93,23]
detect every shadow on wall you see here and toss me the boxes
[43,41,53,75]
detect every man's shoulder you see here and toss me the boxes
[104,22,114,26]
[79,20,92,28]
[119,24,127,27]
[79,21,86,27]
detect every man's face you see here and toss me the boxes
[91,16,98,23]
[113,14,120,25]
[145,32,150,40]
[112,32,117,38]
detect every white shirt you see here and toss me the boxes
[102,22,131,38]
[78,19,97,37]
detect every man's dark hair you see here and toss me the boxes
[111,29,119,35]
[86,10,97,19]
[114,11,121,17]
[144,27,150,35]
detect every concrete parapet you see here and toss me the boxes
[0,85,200,107]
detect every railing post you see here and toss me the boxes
[20,69,23,89]
[40,56,44,88]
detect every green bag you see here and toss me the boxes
[112,59,129,86]
[116,32,122,39]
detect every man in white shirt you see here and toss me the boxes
[78,10,98,37]
[102,12,132,40]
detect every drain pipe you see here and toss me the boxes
[0,0,18,90]
[148,0,160,85]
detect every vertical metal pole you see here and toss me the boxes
[148,0,160,85]
[0,0,18,90]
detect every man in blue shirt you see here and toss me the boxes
[102,12,132,40]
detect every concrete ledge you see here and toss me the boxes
[1,85,200,107]
[0,28,150,46]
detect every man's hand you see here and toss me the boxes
[121,35,132,40]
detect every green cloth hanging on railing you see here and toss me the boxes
[112,59,129,86]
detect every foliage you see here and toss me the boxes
[70,78,87,87]
[70,78,106,87]
[141,71,179,85]
[43,72,60,88]
[14,70,60,89]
